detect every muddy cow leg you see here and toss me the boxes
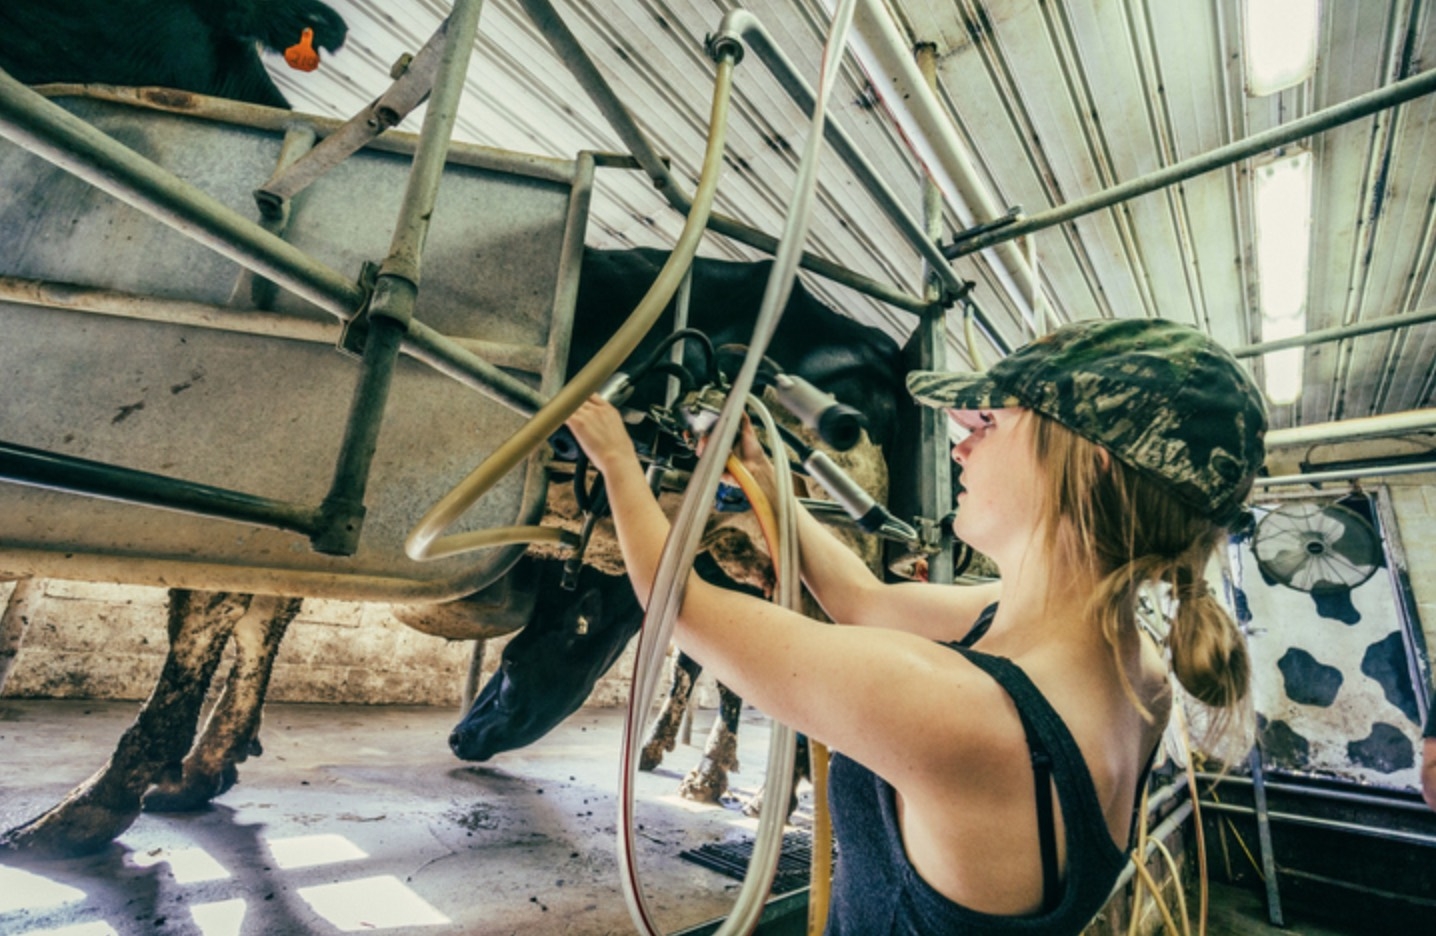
[679,680,743,804]
[640,651,703,771]
[743,733,811,821]
[0,589,252,857]
[145,595,303,813]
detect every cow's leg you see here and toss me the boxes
[679,680,743,804]
[743,733,811,820]
[0,589,251,856]
[0,578,40,695]
[639,650,703,771]
[144,595,303,813]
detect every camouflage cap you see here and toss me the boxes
[907,318,1267,524]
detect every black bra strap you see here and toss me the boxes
[1030,746,1060,913]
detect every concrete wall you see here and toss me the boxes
[0,577,684,710]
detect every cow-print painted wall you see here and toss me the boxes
[1236,493,1426,791]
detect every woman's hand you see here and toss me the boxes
[566,395,641,476]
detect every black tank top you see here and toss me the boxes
[824,607,1132,935]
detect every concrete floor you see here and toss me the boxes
[0,699,801,936]
[0,700,1378,936]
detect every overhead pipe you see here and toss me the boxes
[941,67,1436,260]
[1232,306,1436,357]
[709,11,1003,345]
[1256,461,1436,488]
[829,0,1030,351]
[516,0,935,316]
[1265,407,1436,449]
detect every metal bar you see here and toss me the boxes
[310,0,487,555]
[1256,461,1436,488]
[1196,772,1433,813]
[257,25,450,206]
[0,274,548,373]
[1249,746,1286,926]
[0,440,320,536]
[1233,307,1436,357]
[912,42,955,583]
[1265,408,1436,449]
[311,315,406,555]
[715,12,991,323]
[943,68,1436,260]
[0,68,364,319]
[518,0,935,316]
[1198,800,1436,849]
[404,319,547,415]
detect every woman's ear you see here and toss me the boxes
[1095,446,1112,472]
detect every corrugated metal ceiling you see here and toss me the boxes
[270,0,1436,434]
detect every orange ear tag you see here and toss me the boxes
[284,28,320,72]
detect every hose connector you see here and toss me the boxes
[771,373,865,451]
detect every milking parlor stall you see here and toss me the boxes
[2,1,1435,934]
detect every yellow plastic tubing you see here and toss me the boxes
[404,54,738,563]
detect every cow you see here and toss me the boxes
[445,247,905,811]
[0,247,908,857]
[0,0,347,109]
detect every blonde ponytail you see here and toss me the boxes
[1031,415,1251,745]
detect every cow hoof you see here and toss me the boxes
[143,764,235,813]
[678,760,729,804]
[638,736,674,772]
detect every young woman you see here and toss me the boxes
[566,317,1267,934]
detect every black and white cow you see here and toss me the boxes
[0,0,347,109]
[447,248,906,809]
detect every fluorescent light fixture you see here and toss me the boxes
[1253,150,1314,405]
[0,866,87,913]
[297,875,450,931]
[1243,0,1321,95]
[264,833,368,870]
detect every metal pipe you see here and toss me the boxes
[519,0,935,316]
[1233,307,1436,357]
[0,68,365,319]
[943,68,1436,260]
[0,274,549,374]
[1198,799,1436,849]
[375,0,484,290]
[1109,800,1195,895]
[307,0,487,557]
[1249,747,1285,926]
[833,0,1027,347]
[1256,461,1436,488]
[0,440,320,536]
[711,11,998,335]
[1196,772,1433,814]
[311,315,407,555]
[1265,408,1436,449]
[403,320,548,414]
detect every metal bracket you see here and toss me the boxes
[336,261,382,360]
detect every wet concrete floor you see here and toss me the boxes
[0,699,806,936]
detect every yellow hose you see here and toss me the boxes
[405,54,738,562]
[807,739,833,936]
